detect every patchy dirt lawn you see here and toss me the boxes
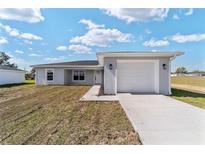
[0,84,140,145]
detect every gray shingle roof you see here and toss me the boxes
[0,65,24,71]
[33,60,99,67]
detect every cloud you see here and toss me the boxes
[70,19,131,47]
[20,33,42,40]
[23,40,32,45]
[102,8,169,23]
[79,19,105,29]
[0,36,8,44]
[173,14,180,20]
[143,38,169,47]
[0,8,44,23]
[68,44,91,54]
[145,29,152,34]
[15,50,24,54]
[29,53,42,57]
[171,33,205,43]
[8,54,30,69]
[44,56,65,62]
[0,23,42,40]
[185,9,193,16]
[56,46,68,51]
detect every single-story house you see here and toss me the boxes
[0,65,25,85]
[32,52,183,95]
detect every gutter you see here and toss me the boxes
[170,52,184,61]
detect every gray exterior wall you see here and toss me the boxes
[36,68,102,86]
[103,57,171,95]
[64,70,95,85]
[35,68,64,85]
[104,58,117,94]
[64,70,72,84]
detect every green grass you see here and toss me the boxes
[24,80,35,84]
[171,76,205,88]
[171,88,205,109]
[0,85,140,145]
[0,80,35,88]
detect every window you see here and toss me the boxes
[73,71,79,80]
[79,71,85,80]
[73,70,85,81]
[47,70,53,81]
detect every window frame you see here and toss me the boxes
[72,70,86,82]
[45,69,54,82]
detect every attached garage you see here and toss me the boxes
[99,52,184,95]
[117,60,159,93]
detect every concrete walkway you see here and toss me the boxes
[118,93,205,145]
[80,85,119,102]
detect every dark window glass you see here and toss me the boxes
[73,71,85,81]
[79,71,85,80]
[47,71,53,81]
[73,71,79,80]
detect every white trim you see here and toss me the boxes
[116,59,159,93]
[154,60,160,93]
[72,70,86,82]
[45,68,54,83]
[97,52,183,65]
[32,65,103,69]
[97,51,184,58]
[168,59,171,95]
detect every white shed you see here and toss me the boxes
[0,65,25,85]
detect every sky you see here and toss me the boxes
[0,8,205,72]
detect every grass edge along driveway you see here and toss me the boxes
[171,88,205,109]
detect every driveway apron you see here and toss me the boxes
[118,93,205,145]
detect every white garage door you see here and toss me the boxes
[117,60,159,93]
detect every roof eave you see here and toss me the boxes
[32,65,103,69]
[96,52,184,58]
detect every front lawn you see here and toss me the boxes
[171,88,205,109]
[0,84,140,145]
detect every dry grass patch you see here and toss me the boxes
[171,76,205,90]
[0,85,140,145]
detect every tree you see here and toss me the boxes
[175,67,188,74]
[25,68,35,80]
[0,52,17,68]
[192,70,205,73]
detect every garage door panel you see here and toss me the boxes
[117,61,156,93]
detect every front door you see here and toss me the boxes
[95,71,101,84]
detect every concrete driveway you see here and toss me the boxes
[118,93,205,145]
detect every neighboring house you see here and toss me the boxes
[32,52,183,95]
[0,65,25,85]
[171,73,187,77]
[187,72,205,77]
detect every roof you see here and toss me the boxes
[96,51,184,65]
[31,60,101,68]
[32,52,184,68]
[96,51,184,57]
[0,65,25,72]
